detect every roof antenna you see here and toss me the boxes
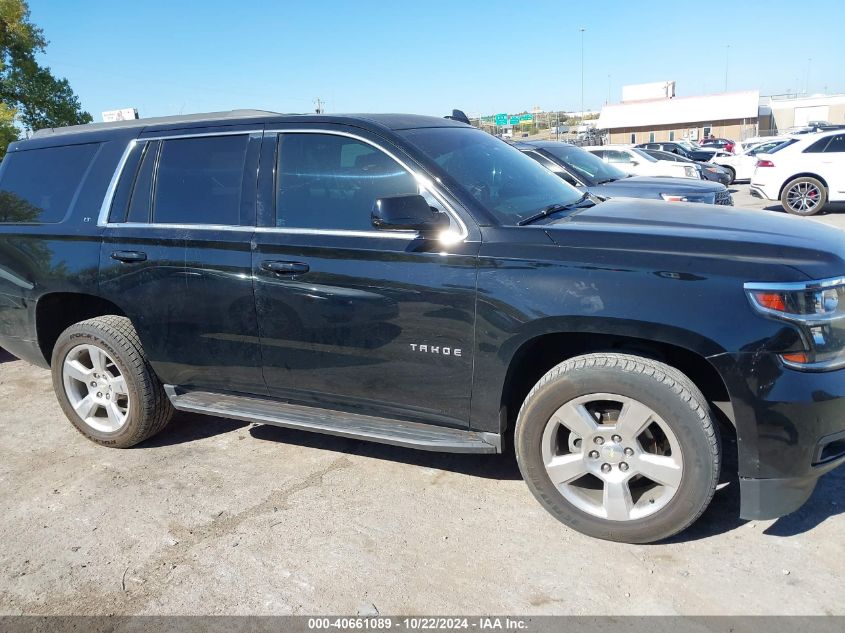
[445,109,471,125]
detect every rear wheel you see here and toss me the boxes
[51,316,173,448]
[780,176,827,215]
[723,166,736,185]
[515,353,720,543]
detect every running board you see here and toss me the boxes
[164,387,500,454]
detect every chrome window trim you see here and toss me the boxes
[96,127,470,242]
[97,140,137,226]
[97,130,262,228]
[104,222,253,232]
[264,127,469,241]
[138,129,262,142]
[254,226,416,240]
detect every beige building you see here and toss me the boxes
[597,90,762,144]
[766,93,845,132]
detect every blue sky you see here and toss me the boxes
[28,0,845,121]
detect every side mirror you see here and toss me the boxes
[372,194,449,232]
[629,160,639,166]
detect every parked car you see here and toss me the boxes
[584,146,700,179]
[639,148,732,186]
[514,141,733,204]
[751,129,845,215]
[711,138,793,183]
[1,110,843,544]
[635,141,723,162]
[699,137,736,153]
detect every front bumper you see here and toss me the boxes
[709,352,845,520]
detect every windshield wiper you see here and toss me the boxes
[517,192,593,226]
[595,177,618,184]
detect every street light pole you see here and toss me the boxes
[580,27,586,121]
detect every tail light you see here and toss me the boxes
[756,159,775,168]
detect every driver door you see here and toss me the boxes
[251,128,481,428]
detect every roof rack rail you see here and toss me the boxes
[31,109,283,138]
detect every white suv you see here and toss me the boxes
[584,146,699,179]
[712,137,791,183]
[751,130,845,215]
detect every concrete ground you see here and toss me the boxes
[1,188,843,616]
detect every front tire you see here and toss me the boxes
[723,166,736,185]
[780,176,827,215]
[51,316,173,448]
[515,353,720,543]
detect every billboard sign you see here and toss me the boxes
[102,108,139,123]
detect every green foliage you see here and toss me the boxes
[0,0,91,157]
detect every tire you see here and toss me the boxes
[780,176,827,216]
[51,316,173,448]
[515,353,720,544]
[723,166,736,185]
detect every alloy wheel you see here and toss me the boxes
[62,344,130,433]
[786,181,822,214]
[540,393,683,521]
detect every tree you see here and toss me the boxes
[0,0,91,157]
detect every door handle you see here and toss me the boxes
[110,250,147,263]
[261,260,310,275]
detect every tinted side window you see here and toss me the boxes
[0,143,100,223]
[128,141,160,223]
[153,135,249,225]
[823,135,845,153]
[804,137,830,153]
[276,134,418,230]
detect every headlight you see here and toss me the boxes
[745,277,845,370]
[683,166,698,178]
[660,192,716,204]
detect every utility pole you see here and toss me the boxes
[314,98,325,114]
[580,27,586,121]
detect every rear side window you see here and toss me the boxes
[823,135,845,153]
[153,135,249,225]
[275,133,418,230]
[0,143,100,223]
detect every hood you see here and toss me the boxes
[588,176,724,199]
[543,198,845,280]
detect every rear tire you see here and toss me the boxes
[723,166,736,185]
[515,353,720,543]
[780,176,827,215]
[51,316,173,448]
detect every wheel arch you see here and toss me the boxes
[498,329,733,438]
[35,292,127,366]
[778,172,829,199]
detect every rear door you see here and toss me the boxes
[98,126,266,394]
[251,127,480,428]
[818,134,845,199]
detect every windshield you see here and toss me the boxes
[399,127,583,225]
[540,144,627,185]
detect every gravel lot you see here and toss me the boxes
[1,186,843,616]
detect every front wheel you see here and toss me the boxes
[515,353,720,543]
[780,176,827,215]
[51,316,173,448]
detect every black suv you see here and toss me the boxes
[1,110,844,544]
[636,141,724,162]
